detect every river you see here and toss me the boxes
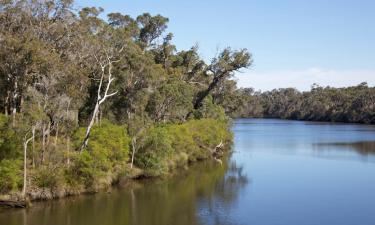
[1,118,375,225]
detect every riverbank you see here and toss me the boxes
[0,119,232,208]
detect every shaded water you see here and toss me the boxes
[1,118,375,225]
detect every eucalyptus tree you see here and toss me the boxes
[189,48,252,117]
[136,13,169,49]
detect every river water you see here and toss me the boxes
[1,118,375,225]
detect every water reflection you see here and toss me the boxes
[315,141,375,156]
[0,156,249,225]
[196,161,249,225]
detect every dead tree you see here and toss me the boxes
[81,53,118,150]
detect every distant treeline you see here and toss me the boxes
[228,83,375,124]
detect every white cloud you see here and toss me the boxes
[234,68,375,91]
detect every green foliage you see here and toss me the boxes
[68,121,130,187]
[0,159,22,194]
[147,79,194,122]
[65,150,106,187]
[168,119,232,161]
[33,165,61,190]
[239,83,375,124]
[135,126,173,175]
[0,114,21,160]
[194,96,227,121]
[75,121,130,165]
[0,0,240,195]
[135,119,232,175]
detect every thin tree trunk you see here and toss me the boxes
[32,128,35,168]
[22,127,35,198]
[41,123,46,164]
[4,92,9,116]
[81,101,100,150]
[12,80,18,127]
[66,137,70,166]
[131,137,136,168]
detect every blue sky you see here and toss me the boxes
[75,0,375,91]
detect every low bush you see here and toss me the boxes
[68,121,131,188]
[135,126,173,176]
[134,119,232,176]
[33,165,62,190]
[0,159,22,194]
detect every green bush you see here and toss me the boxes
[168,119,232,161]
[66,150,107,187]
[68,121,130,187]
[33,165,61,190]
[0,159,22,194]
[135,126,173,175]
[135,119,232,175]
[0,114,21,160]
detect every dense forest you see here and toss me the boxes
[0,0,251,200]
[232,83,375,124]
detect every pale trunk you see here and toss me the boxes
[41,124,46,164]
[131,137,136,168]
[81,101,100,150]
[22,128,35,198]
[66,137,70,166]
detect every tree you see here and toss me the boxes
[189,48,252,117]
[81,51,119,150]
[136,13,169,49]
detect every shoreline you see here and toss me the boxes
[0,147,230,210]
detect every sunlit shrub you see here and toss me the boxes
[68,121,130,187]
[135,126,173,176]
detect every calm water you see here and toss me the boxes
[1,118,375,225]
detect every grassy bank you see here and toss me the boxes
[0,118,232,204]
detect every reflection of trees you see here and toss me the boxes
[0,157,249,225]
[315,141,375,156]
[196,160,249,225]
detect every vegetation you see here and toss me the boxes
[0,0,248,199]
[229,83,375,124]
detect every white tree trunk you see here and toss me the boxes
[22,127,35,198]
[131,137,136,168]
[80,54,118,151]
[81,102,100,150]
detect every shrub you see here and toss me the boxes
[33,165,62,190]
[168,119,232,161]
[0,114,21,160]
[0,159,22,194]
[135,126,173,175]
[68,121,130,187]
[135,119,232,175]
[65,150,107,187]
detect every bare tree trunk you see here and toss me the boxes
[81,102,100,150]
[12,80,18,127]
[32,129,35,168]
[131,137,136,168]
[4,91,9,116]
[66,137,70,166]
[22,127,35,198]
[80,54,118,151]
[41,123,46,164]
